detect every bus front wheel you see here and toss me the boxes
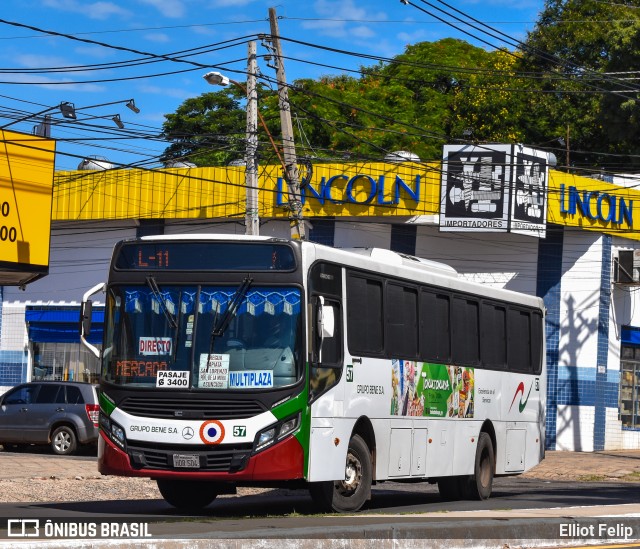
[156,479,218,511]
[309,434,372,513]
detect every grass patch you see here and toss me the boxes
[621,472,640,482]
[577,474,606,481]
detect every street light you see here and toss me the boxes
[203,72,230,87]
[2,98,140,138]
[203,42,260,236]
[1,101,77,135]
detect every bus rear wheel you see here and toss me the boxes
[156,479,218,511]
[309,434,372,513]
[462,432,495,500]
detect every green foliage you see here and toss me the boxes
[522,0,640,168]
[161,11,640,171]
[160,85,282,167]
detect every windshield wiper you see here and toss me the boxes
[209,275,253,353]
[146,275,178,329]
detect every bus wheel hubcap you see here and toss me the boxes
[339,451,362,494]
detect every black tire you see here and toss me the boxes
[463,432,495,500]
[156,479,218,511]
[309,434,372,513]
[51,426,77,455]
[437,476,462,501]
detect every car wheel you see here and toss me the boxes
[51,426,77,455]
[156,479,218,511]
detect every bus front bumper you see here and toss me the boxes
[98,430,305,481]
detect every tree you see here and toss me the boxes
[161,39,530,167]
[160,85,281,167]
[287,39,521,163]
[521,0,640,169]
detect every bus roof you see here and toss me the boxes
[132,234,543,310]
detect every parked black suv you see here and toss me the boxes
[0,381,99,455]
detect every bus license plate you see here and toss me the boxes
[173,454,200,468]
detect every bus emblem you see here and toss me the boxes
[199,420,225,444]
[509,382,532,413]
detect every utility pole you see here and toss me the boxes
[245,41,260,236]
[268,7,306,240]
[566,124,570,173]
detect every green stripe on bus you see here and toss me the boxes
[270,372,310,477]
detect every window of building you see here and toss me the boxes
[620,345,640,429]
[32,342,101,383]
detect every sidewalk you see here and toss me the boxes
[0,450,100,480]
[2,447,640,481]
[522,449,640,481]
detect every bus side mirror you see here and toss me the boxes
[80,282,105,359]
[319,302,335,339]
[80,300,93,337]
[314,296,335,365]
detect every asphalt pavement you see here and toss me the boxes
[2,447,640,548]
[2,446,640,481]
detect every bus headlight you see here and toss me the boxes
[111,422,126,449]
[99,412,126,450]
[279,415,299,440]
[253,413,300,453]
[256,427,277,451]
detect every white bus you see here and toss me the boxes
[81,235,546,512]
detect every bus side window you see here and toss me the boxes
[480,301,507,369]
[532,310,543,375]
[346,274,383,356]
[508,307,532,373]
[420,290,451,363]
[386,283,418,359]
[452,296,480,365]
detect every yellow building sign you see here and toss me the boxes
[52,157,640,243]
[0,130,56,286]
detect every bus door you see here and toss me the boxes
[308,262,344,409]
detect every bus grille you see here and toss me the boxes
[126,442,254,472]
[118,397,266,419]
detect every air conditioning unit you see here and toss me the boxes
[614,250,640,283]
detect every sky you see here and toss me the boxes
[0,0,544,171]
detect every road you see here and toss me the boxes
[1,451,640,547]
[1,476,640,538]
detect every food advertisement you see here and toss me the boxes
[391,359,474,418]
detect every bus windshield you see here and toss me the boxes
[102,284,302,390]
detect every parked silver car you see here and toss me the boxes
[0,381,99,455]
